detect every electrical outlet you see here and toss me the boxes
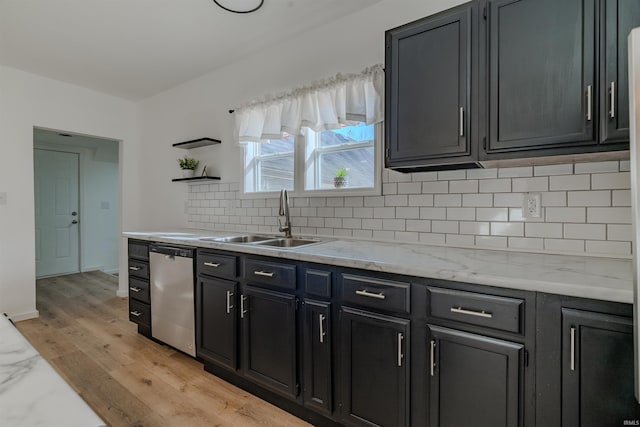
[522,192,541,218]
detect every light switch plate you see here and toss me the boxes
[0,192,7,205]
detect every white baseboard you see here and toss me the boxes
[10,310,40,322]
[116,290,128,298]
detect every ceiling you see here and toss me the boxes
[0,0,380,100]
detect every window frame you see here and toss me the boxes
[241,123,383,199]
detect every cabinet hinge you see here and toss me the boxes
[295,383,300,396]
[483,6,487,19]
[295,298,299,311]
[524,350,529,367]
[482,137,487,150]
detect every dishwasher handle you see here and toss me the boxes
[150,244,194,258]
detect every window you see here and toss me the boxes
[243,122,380,196]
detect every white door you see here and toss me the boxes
[34,149,80,277]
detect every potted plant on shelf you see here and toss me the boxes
[178,156,199,178]
[334,167,349,188]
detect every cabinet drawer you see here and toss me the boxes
[341,274,410,314]
[243,258,296,290]
[129,299,150,327]
[427,287,523,334]
[128,241,149,261]
[198,251,238,279]
[128,259,149,280]
[128,277,150,304]
[305,269,332,298]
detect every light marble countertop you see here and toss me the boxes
[0,314,105,427]
[124,229,634,304]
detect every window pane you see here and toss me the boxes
[320,123,374,147]
[259,134,294,155]
[258,157,294,191]
[319,147,374,189]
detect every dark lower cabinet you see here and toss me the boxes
[561,308,640,427]
[242,285,298,399]
[196,276,237,370]
[340,307,409,427]
[428,325,524,427]
[302,299,332,416]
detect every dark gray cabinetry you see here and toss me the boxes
[601,0,640,144]
[340,307,410,427]
[386,3,477,170]
[428,325,523,427]
[241,285,298,399]
[483,0,596,155]
[561,308,640,427]
[302,299,332,416]
[127,240,151,336]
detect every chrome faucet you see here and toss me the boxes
[278,189,292,238]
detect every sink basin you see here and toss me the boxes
[200,235,273,243]
[254,238,322,248]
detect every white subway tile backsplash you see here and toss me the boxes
[620,160,630,172]
[587,207,631,224]
[564,223,606,240]
[188,160,632,257]
[591,172,630,190]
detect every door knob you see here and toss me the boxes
[71,220,78,224]
[71,211,78,216]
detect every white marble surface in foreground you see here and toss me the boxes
[0,314,105,427]
[124,229,634,303]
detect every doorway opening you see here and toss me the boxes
[33,128,120,279]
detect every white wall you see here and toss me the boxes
[137,0,465,227]
[0,65,140,320]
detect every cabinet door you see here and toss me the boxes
[561,308,640,427]
[428,325,523,427]
[196,276,237,370]
[242,285,298,399]
[486,0,596,153]
[340,307,409,427]
[386,3,472,168]
[302,300,332,416]
[601,0,640,144]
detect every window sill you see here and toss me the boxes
[239,187,381,199]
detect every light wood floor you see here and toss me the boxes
[16,271,311,427]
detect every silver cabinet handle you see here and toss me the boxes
[204,262,220,268]
[241,295,248,318]
[397,333,404,367]
[610,81,616,118]
[129,287,141,292]
[355,289,386,300]
[130,311,142,317]
[254,270,274,277]
[570,326,576,371]
[459,107,464,137]
[430,340,436,376]
[226,290,234,314]
[128,266,141,271]
[319,314,326,344]
[586,85,593,121]
[450,306,493,318]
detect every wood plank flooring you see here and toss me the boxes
[16,271,311,427]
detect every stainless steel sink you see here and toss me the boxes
[200,235,273,243]
[254,238,322,248]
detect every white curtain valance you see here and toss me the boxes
[235,64,384,143]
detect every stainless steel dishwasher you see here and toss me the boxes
[149,244,195,357]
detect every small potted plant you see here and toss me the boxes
[178,156,199,178]
[334,167,349,188]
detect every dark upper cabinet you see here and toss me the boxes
[385,3,478,170]
[302,299,332,416]
[241,285,298,399]
[483,0,597,154]
[561,308,640,427]
[196,276,237,370]
[340,306,409,427]
[428,325,524,427]
[601,0,640,144]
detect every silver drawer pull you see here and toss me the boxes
[450,306,493,318]
[204,262,221,267]
[355,289,386,300]
[254,270,275,277]
[130,311,142,317]
[586,84,593,121]
[570,326,576,371]
[430,340,436,376]
[610,81,616,118]
[129,287,142,292]
[226,290,234,314]
[397,333,404,367]
[128,266,141,271]
[241,295,248,318]
[319,314,326,343]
